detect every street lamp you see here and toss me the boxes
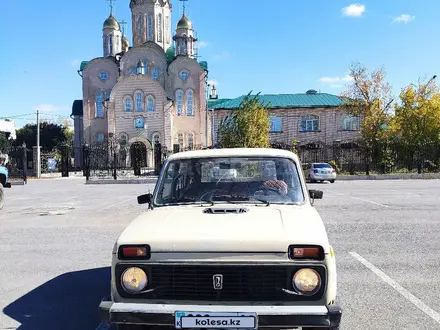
[210,84,218,100]
[136,60,145,75]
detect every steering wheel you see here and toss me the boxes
[255,185,286,197]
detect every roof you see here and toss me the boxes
[211,92,344,110]
[71,100,83,117]
[79,61,89,71]
[177,14,192,30]
[167,148,300,162]
[208,98,231,109]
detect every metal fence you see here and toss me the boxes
[0,141,28,182]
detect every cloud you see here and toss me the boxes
[198,41,209,48]
[393,14,415,24]
[70,59,80,67]
[34,104,70,112]
[318,75,354,88]
[342,4,366,17]
[212,51,231,61]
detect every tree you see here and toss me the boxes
[218,92,271,148]
[14,122,72,151]
[340,62,394,173]
[390,76,440,171]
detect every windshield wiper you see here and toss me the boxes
[211,195,270,206]
[165,197,214,206]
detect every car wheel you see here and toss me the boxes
[0,185,4,210]
[330,180,335,183]
[308,175,315,183]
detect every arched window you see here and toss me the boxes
[157,14,163,42]
[142,59,148,74]
[137,14,143,42]
[342,115,360,131]
[177,133,184,151]
[97,133,105,143]
[147,96,154,112]
[152,68,159,81]
[147,15,153,41]
[300,114,319,132]
[120,133,128,146]
[186,90,194,116]
[152,132,160,146]
[183,38,188,55]
[129,67,137,75]
[135,92,143,112]
[176,90,183,115]
[109,35,113,55]
[96,92,104,118]
[165,16,170,43]
[124,97,132,112]
[188,132,194,150]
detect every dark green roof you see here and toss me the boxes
[211,93,344,110]
[71,100,83,117]
[199,61,208,72]
[79,61,89,71]
[177,15,192,29]
[208,98,231,109]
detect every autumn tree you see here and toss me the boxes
[391,76,440,172]
[340,62,394,173]
[218,92,271,148]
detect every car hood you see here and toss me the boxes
[116,204,330,253]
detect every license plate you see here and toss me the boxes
[175,311,258,329]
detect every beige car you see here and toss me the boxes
[99,148,342,330]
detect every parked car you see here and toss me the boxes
[0,164,11,210]
[99,148,342,330]
[307,162,337,183]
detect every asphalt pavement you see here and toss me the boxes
[0,178,439,330]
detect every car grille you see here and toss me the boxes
[116,264,326,302]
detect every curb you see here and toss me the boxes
[337,174,440,180]
[85,178,158,185]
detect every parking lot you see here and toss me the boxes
[1,178,440,330]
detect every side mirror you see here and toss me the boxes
[309,189,323,200]
[137,193,153,208]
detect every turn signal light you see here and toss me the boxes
[288,245,325,261]
[118,245,151,260]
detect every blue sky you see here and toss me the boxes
[1,0,439,128]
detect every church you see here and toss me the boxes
[71,0,212,167]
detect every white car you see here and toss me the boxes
[99,148,342,330]
[306,163,337,183]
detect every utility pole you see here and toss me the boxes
[36,110,41,178]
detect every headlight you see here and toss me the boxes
[121,267,148,294]
[292,268,321,295]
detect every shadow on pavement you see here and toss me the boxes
[3,267,110,330]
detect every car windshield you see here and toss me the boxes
[313,163,332,168]
[154,156,305,206]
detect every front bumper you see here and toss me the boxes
[99,297,342,328]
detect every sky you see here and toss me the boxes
[1,0,439,128]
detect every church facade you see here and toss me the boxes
[72,0,211,168]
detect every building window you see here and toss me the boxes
[157,14,162,42]
[109,36,113,54]
[124,97,132,112]
[152,68,159,81]
[342,115,360,131]
[100,72,108,80]
[180,71,189,80]
[134,117,144,129]
[165,16,170,43]
[147,15,153,41]
[300,114,319,132]
[129,67,136,75]
[176,90,183,115]
[135,92,143,112]
[186,90,194,116]
[178,133,184,151]
[270,116,282,132]
[188,133,194,150]
[137,14,143,42]
[142,59,148,74]
[152,132,160,146]
[97,133,105,143]
[120,134,128,146]
[96,93,104,118]
[147,96,154,112]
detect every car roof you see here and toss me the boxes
[167,148,300,162]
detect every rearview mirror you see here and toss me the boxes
[309,189,323,200]
[137,193,153,206]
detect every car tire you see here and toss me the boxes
[0,185,4,210]
[330,180,335,183]
[308,175,315,183]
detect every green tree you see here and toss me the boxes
[391,76,440,171]
[14,122,72,151]
[218,92,271,148]
[340,62,394,173]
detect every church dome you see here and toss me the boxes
[103,14,120,31]
[177,14,192,30]
[122,35,129,49]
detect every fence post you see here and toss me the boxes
[60,144,69,177]
[113,148,117,180]
[82,144,90,180]
[21,143,27,184]
[154,143,162,175]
